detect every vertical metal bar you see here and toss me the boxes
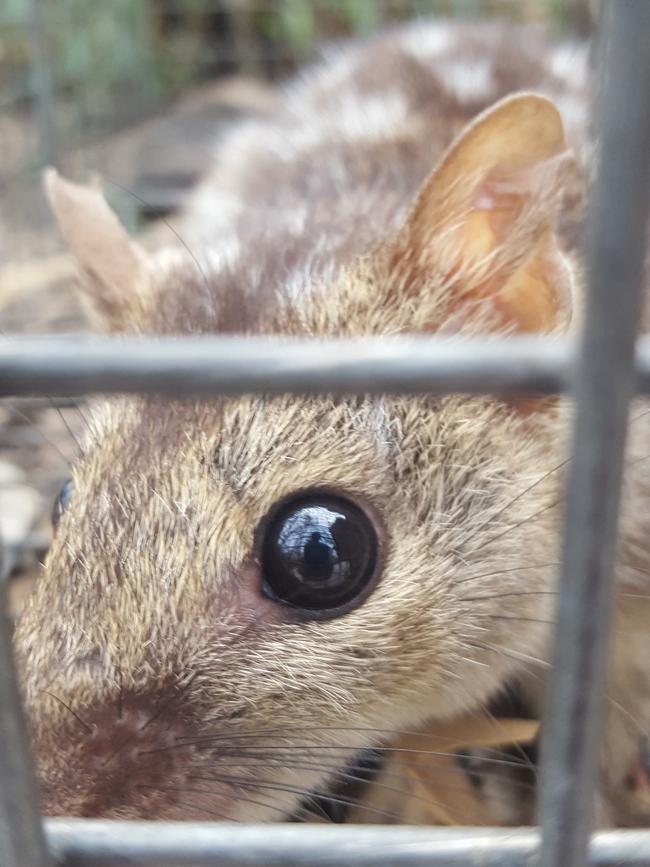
[0,545,50,864]
[540,3,650,866]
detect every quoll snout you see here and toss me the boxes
[39,690,193,818]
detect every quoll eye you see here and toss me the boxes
[261,494,379,614]
[52,479,73,529]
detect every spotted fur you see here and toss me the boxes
[14,20,650,826]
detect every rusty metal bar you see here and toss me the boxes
[539,3,650,866]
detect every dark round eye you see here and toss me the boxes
[52,479,73,529]
[261,494,379,613]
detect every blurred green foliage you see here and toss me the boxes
[0,0,592,123]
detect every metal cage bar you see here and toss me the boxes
[42,823,650,867]
[1,2,650,866]
[4,333,650,398]
[0,334,578,397]
[4,334,650,398]
[0,565,50,865]
[540,4,650,866]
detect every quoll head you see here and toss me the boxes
[15,94,574,821]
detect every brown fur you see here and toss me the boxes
[14,20,650,825]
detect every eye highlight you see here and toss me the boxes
[261,494,379,615]
[52,479,73,529]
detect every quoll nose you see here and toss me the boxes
[58,692,189,817]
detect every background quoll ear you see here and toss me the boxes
[390,93,574,334]
[44,169,149,331]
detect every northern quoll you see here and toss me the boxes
[13,19,650,826]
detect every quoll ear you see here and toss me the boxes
[391,94,574,334]
[44,169,148,331]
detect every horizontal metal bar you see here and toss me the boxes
[0,334,577,398]
[45,822,650,867]
[1,333,650,399]
[0,334,586,397]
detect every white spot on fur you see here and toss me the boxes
[306,47,360,93]
[203,238,242,272]
[152,246,196,272]
[277,91,408,156]
[331,91,408,140]
[402,24,456,61]
[184,188,244,239]
[550,44,588,89]
[438,58,495,104]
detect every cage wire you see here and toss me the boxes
[7,2,649,867]
[0,0,596,558]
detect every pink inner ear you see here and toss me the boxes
[470,164,546,243]
[389,149,573,336]
[473,169,529,211]
[474,191,498,210]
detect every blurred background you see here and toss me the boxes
[0,0,596,613]
[2,1,595,264]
